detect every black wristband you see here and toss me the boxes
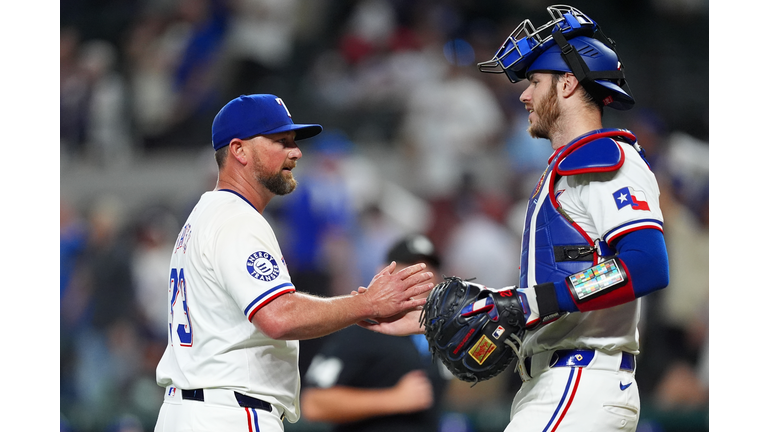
[533,282,561,321]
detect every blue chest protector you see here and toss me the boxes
[519,129,644,288]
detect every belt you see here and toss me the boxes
[519,349,635,381]
[181,389,274,413]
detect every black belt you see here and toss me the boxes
[523,349,635,375]
[181,389,273,412]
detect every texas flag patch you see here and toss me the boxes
[613,186,650,211]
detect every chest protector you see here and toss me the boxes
[519,129,641,288]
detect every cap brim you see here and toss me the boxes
[264,123,323,141]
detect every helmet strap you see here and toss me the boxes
[551,29,630,104]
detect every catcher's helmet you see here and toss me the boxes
[477,5,634,110]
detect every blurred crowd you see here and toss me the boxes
[60,1,709,431]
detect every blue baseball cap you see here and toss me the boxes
[211,94,323,150]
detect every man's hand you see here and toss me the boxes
[360,262,434,319]
[357,309,424,336]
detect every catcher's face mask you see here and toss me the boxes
[477,4,634,110]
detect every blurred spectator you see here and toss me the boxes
[62,195,145,431]
[82,195,138,329]
[397,63,505,198]
[441,206,518,289]
[61,199,90,424]
[301,234,451,432]
[276,130,359,298]
[60,27,90,162]
[304,0,446,142]
[61,200,89,301]
[661,132,709,222]
[126,0,229,150]
[123,9,181,143]
[79,39,133,167]
[427,171,515,278]
[220,0,301,97]
[61,32,133,167]
[130,205,181,341]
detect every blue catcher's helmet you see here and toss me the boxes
[478,5,634,110]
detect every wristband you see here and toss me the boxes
[565,258,627,303]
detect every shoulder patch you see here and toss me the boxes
[557,138,625,176]
[246,251,281,282]
[612,186,650,211]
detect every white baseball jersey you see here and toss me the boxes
[156,189,301,423]
[519,136,663,358]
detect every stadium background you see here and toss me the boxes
[59,1,709,431]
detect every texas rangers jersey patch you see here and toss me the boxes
[246,251,281,282]
[612,186,649,211]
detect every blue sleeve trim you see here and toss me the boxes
[243,282,295,317]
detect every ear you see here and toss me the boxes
[560,73,580,99]
[227,139,249,165]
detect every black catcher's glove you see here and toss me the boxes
[419,277,527,384]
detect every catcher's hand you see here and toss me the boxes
[419,277,527,384]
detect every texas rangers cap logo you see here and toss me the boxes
[246,251,281,282]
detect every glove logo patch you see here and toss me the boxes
[469,335,497,365]
[492,325,505,340]
[246,251,280,282]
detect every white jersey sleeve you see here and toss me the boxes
[554,141,663,245]
[213,201,295,321]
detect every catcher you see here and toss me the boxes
[417,5,671,432]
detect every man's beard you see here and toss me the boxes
[260,171,297,195]
[528,79,561,140]
[256,163,297,196]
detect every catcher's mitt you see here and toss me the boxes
[419,276,527,384]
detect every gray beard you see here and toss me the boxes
[260,171,297,195]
